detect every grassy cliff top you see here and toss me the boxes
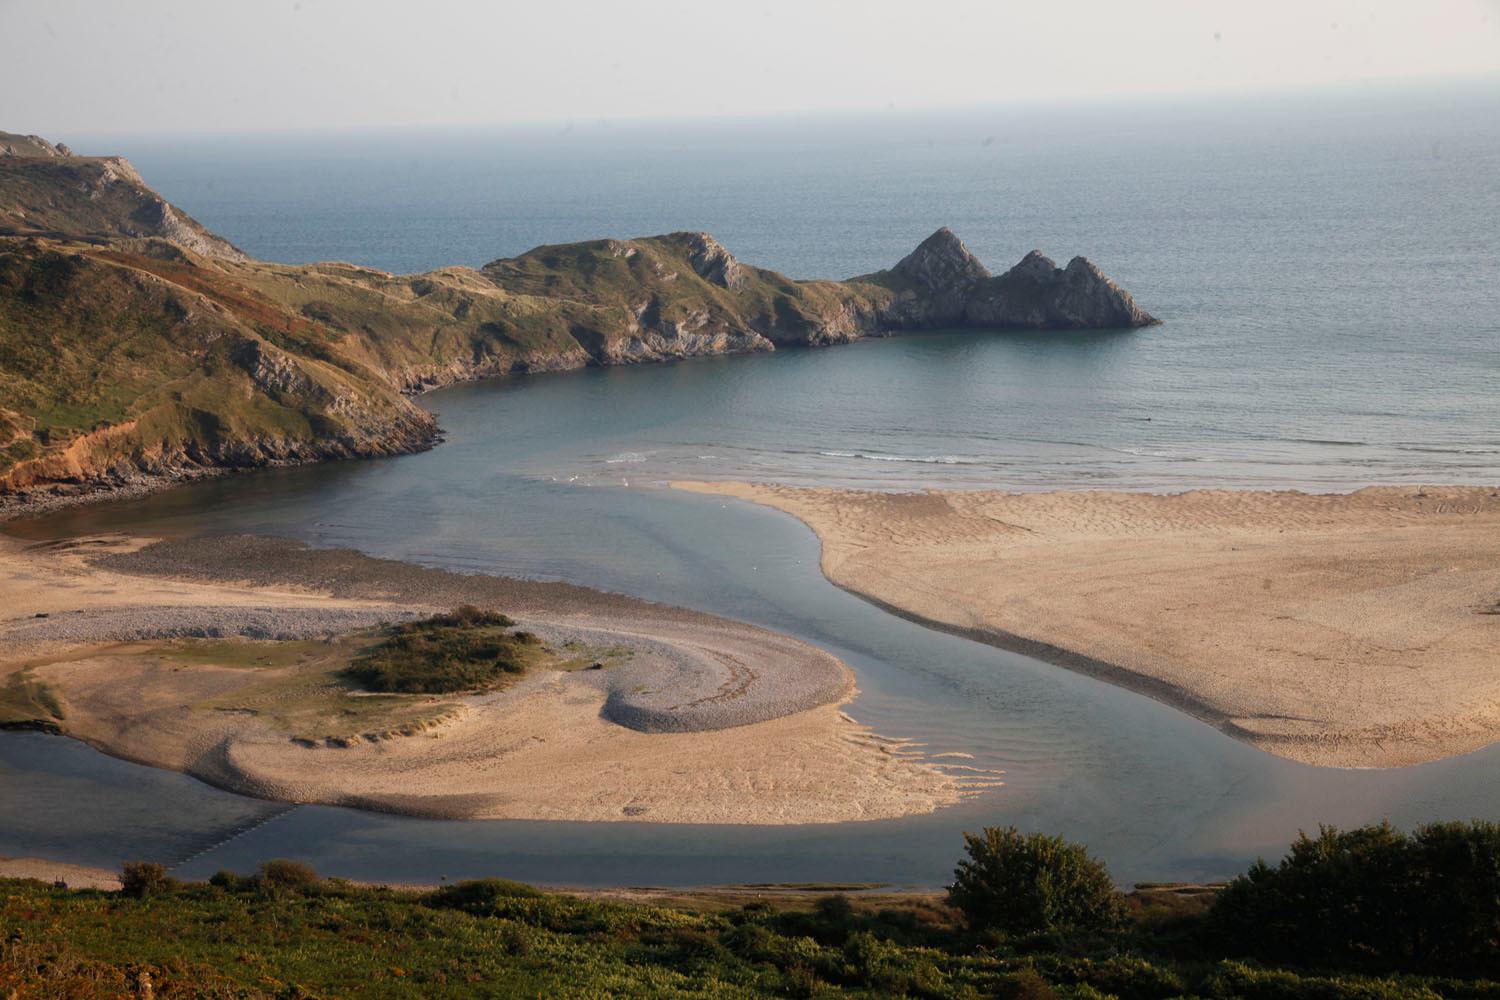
[0,150,245,260]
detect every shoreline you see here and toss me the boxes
[0,533,987,825]
[675,480,1500,769]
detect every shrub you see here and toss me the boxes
[208,869,251,892]
[257,859,320,892]
[815,893,855,924]
[947,827,1127,938]
[431,605,513,629]
[345,608,538,694]
[425,878,544,915]
[1209,820,1500,973]
[1405,820,1500,971]
[119,861,174,898]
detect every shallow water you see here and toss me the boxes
[4,88,1498,886]
[7,366,1500,887]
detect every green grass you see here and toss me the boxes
[3,872,1496,999]
[156,636,462,745]
[0,238,433,486]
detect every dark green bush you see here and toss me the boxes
[424,877,545,916]
[208,869,251,892]
[257,859,319,892]
[345,607,538,694]
[427,605,514,629]
[815,893,855,924]
[1210,820,1500,973]
[119,861,174,898]
[947,827,1127,938]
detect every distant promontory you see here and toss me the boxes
[0,131,1157,511]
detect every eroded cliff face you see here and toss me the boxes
[0,135,1159,511]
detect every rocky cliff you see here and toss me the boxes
[858,226,1157,331]
[0,134,1158,512]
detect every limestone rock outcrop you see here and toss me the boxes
[861,228,1157,331]
[963,251,1157,329]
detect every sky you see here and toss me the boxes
[2,0,1498,134]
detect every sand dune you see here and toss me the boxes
[676,482,1500,768]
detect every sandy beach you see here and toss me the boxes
[0,534,989,824]
[676,482,1500,768]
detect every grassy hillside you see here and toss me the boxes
[0,238,436,497]
[483,232,893,348]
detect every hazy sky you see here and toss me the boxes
[3,0,1498,134]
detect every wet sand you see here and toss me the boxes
[0,534,987,823]
[676,482,1500,768]
[0,857,121,891]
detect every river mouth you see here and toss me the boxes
[5,343,1499,889]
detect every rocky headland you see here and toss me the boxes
[0,131,1156,513]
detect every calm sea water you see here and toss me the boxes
[75,84,1500,490]
[5,86,1498,887]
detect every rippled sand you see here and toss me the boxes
[677,482,1500,768]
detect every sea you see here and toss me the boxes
[2,82,1497,887]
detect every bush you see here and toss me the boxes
[815,893,855,924]
[425,878,544,915]
[257,859,320,892]
[345,608,538,694]
[947,827,1127,938]
[119,861,174,898]
[1209,820,1500,973]
[430,605,513,629]
[208,869,251,892]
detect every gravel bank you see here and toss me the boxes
[93,535,853,733]
[3,604,423,644]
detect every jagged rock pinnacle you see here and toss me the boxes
[893,227,991,292]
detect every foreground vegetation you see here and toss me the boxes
[3,821,1496,998]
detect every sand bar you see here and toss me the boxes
[0,534,988,823]
[675,482,1500,768]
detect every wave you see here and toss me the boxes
[605,451,651,464]
[1393,444,1499,456]
[1284,438,1371,447]
[819,450,990,466]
